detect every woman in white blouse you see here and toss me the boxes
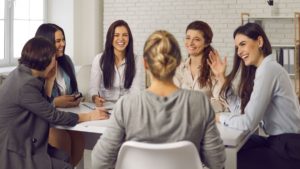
[174,20,228,112]
[89,20,144,107]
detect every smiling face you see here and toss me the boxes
[112,26,129,55]
[185,29,207,57]
[54,30,65,57]
[234,33,264,67]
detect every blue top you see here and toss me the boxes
[51,55,75,98]
[220,54,300,135]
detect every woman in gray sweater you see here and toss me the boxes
[91,30,226,169]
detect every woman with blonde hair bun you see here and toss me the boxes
[92,30,225,169]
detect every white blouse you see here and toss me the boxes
[89,53,145,102]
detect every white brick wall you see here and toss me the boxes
[103,0,300,69]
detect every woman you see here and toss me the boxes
[35,23,84,167]
[210,23,300,169]
[89,20,144,107]
[0,37,108,169]
[91,30,225,169]
[174,20,227,112]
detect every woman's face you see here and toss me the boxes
[55,30,65,57]
[185,29,207,57]
[112,26,129,54]
[234,34,264,67]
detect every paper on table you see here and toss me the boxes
[78,119,111,127]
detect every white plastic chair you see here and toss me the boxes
[115,140,203,169]
[76,64,92,102]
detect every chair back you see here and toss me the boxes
[115,140,203,169]
[76,64,91,101]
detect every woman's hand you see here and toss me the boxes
[78,108,110,122]
[92,95,105,107]
[44,61,57,97]
[208,50,227,83]
[53,95,81,108]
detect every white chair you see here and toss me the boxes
[115,140,203,169]
[76,64,92,102]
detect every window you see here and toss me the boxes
[0,0,46,66]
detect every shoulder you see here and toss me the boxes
[63,55,74,64]
[257,56,286,78]
[118,91,143,105]
[93,53,103,62]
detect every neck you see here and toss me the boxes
[114,50,125,67]
[147,76,178,97]
[189,54,203,66]
[255,54,265,67]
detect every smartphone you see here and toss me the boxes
[73,92,83,100]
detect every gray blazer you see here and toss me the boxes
[0,64,78,169]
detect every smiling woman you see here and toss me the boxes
[89,19,145,108]
[173,20,229,113]
[209,22,300,169]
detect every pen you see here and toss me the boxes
[82,103,96,110]
[98,91,101,98]
[83,103,111,115]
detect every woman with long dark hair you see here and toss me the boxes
[89,20,144,107]
[210,22,300,169]
[35,23,84,167]
[174,20,228,112]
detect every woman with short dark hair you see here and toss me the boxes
[0,37,108,169]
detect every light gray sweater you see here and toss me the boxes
[92,89,226,169]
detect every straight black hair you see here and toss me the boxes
[35,23,78,93]
[100,20,135,89]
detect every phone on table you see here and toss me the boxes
[73,92,83,100]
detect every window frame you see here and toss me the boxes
[0,0,47,67]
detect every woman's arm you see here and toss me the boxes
[219,67,276,131]
[44,61,57,97]
[201,96,226,169]
[91,99,125,168]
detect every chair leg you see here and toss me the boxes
[75,158,84,169]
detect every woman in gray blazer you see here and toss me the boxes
[0,37,109,169]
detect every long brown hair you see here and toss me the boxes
[186,20,214,88]
[220,23,272,114]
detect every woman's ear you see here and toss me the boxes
[257,36,264,48]
[143,58,149,70]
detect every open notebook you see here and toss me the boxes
[56,102,115,133]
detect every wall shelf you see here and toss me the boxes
[249,16,293,19]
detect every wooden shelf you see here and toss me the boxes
[249,16,293,19]
[272,44,295,48]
